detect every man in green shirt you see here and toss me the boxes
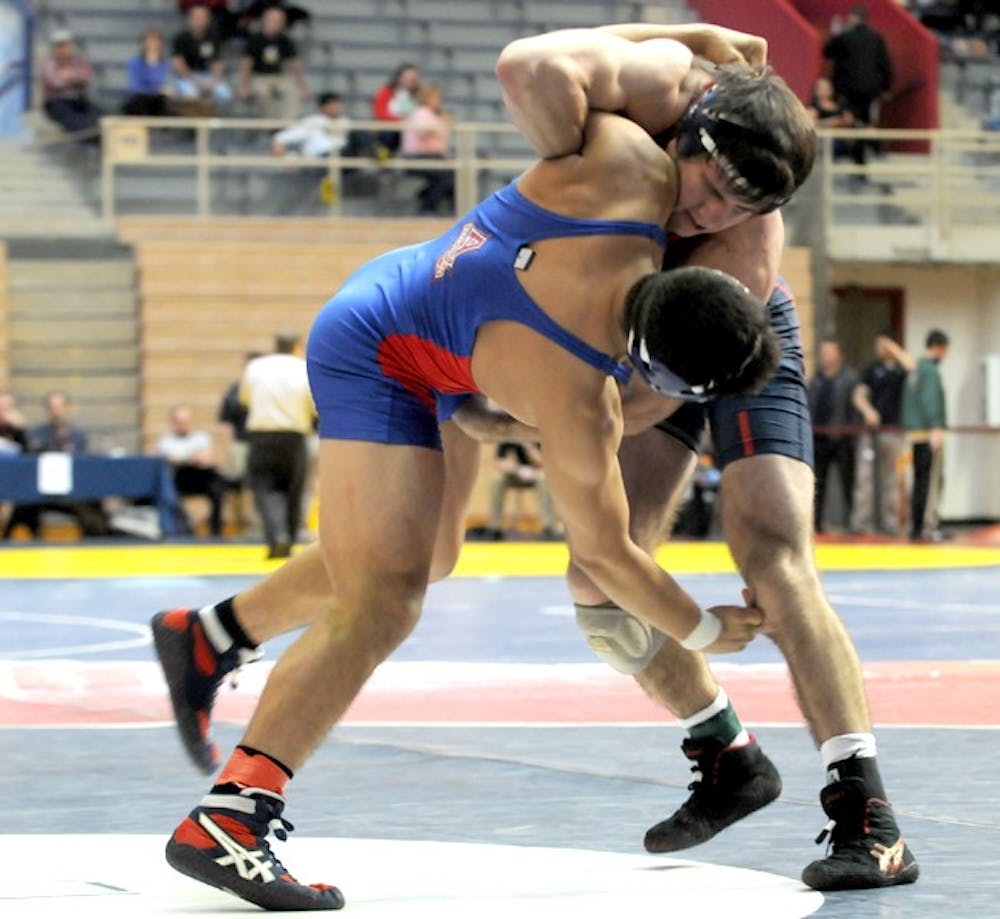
[902,329,949,540]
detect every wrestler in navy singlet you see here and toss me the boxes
[307,181,667,449]
[655,278,813,468]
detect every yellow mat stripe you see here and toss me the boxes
[1,541,998,580]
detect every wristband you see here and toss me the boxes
[679,609,723,651]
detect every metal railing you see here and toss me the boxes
[97,116,1000,263]
[99,115,535,221]
[817,126,1000,262]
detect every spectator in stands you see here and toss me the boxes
[237,0,311,33]
[41,29,102,136]
[156,403,226,537]
[124,28,175,117]
[0,390,28,456]
[372,62,421,155]
[271,91,349,157]
[400,82,455,216]
[823,5,894,167]
[902,328,950,541]
[240,332,315,558]
[238,5,308,119]
[177,0,237,41]
[808,338,860,533]
[172,4,234,114]
[850,331,914,535]
[807,76,855,161]
[2,390,109,539]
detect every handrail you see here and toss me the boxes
[99,115,534,220]
[97,117,1000,265]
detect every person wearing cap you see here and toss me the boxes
[499,22,918,893]
[41,29,102,136]
[150,23,785,911]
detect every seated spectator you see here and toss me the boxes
[171,4,234,114]
[156,403,226,536]
[0,390,28,456]
[237,0,311,32]
[2,390,109,539]
[238,5,308,119]
[400,82,455,216]
[372,62,420,155]
[41,29,102,136]
[807,75,855,161]
[271,91,350,157]
[177,0,238,41]
[478,441,559,540]
[124,28,175,116]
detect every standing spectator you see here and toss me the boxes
[0,390,28,455]
[238,5,308,120]
[124,28,174,116]
[371,62,420,155]
[171,4,234,113]
[41,29,102,135]
[808,338,859,532]
[217,352,258,532]
[400,82,455,216]
[850,332,914,534]
[240,332,315,558]
[823,5,894,166]
[156,404,226,537]
[2,390,109,538]
[902,329,950,541]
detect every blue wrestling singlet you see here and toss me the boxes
[306,181,668,449]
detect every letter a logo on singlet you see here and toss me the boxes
[433,222,488,280]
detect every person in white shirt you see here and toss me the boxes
[156,403,225,536]
[271,91,350,159]
[240,331,316,558]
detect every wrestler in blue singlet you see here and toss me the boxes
[307,181,667,449]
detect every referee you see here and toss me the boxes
[240,332,315,558]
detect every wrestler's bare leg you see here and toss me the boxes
[222,421,482,647]
[720,454,870,741]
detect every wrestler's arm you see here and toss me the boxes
[496,30,695,157]
[536,379,760,652]
[450,394,540,443]
[598,22,767,72]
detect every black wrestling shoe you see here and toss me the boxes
[166,787,345,911]
[644,736,782,853]
[802,777,919,890]
[151,608,261,774]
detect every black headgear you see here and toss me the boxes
[675,86,792,214]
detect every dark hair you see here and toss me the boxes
[317,91,341,107]
[624,266,780,398]
[275,332,300,354]
[390,62,418,87]
[926,329,949,348]
[676,65,817,212]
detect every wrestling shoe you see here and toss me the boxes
[151,608,261,774]
[802,777,919,890]
[644,736,782,853]
[166,787,345,911]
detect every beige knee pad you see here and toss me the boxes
[574,602,666,675]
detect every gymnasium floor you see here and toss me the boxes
[2,538,999,917]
